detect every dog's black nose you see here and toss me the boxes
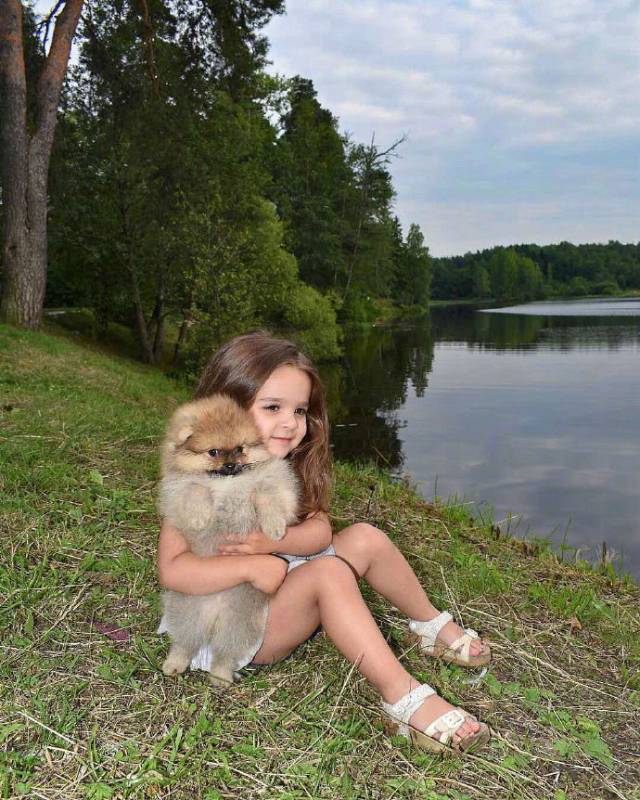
[220,462,241,476]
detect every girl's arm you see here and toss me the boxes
[276,511,333,555]
[217,511,333,557]
[157,519,287,596]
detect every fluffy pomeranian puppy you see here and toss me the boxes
[158,394,299,685]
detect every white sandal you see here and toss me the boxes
[409,611,491,667]
[381,683,490,753]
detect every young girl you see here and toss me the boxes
[157,331,491,753]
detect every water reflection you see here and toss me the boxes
[320,318,434,470]
[434,305,640,352]
[325,301,640,575]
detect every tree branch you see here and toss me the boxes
[35,0,66,54]
[33,0,83,152]
[136,0,161,97]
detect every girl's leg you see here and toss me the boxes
[252,557,482,743]
[333,523,488,658]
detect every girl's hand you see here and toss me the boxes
[217,529,278,556]
[248,555,288,594]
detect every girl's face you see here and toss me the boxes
[250,365,312,458]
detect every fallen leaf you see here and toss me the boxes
[567,616,582,633]
[94,621,130,642]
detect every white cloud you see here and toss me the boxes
[265,0,640,253]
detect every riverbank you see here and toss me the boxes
[1,322,638,800]
[429,291,640,309]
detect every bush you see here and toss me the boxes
[281,284,342,361]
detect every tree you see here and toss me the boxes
[0,0,84,328]
[517,255,544,301]
[341,134,400,303]
[392,222,431,307]
[488,248,518,302]
[270,77,349,289]
[47,0,289,363]
[472,265,490,298]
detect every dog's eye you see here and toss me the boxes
[232,446,243,456]
[208,448,220,457]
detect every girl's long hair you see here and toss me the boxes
[194,331,331,516]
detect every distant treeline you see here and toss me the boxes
[432,241,640,302]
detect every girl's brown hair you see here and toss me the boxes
[195,331,331,516]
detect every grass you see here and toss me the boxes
[1,322,639,800]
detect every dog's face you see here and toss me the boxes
[162,395,271,477]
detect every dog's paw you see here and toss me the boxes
[162,654,190,676]
[208,667,235,687]
[261,517,287,541]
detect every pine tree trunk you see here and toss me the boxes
[131,273,155,364]
[172,302,194,367]
[151,288,165,363]
[0,0,84,329]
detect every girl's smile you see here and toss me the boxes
[250,365,311,457]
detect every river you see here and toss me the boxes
[320,297,640,578]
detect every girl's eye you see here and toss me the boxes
[208,448,220,457]
[295,408,308,416]
[264,404,279,412]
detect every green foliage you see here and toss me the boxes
[485,248,544,303]
[432,241,640,301]
[472,265,490,298]
[44,12,429,363]
[174,197,341,372]
[280,283,342,361]
[270,82,419,321]
[270,77,350,290]
[392,221,432,308]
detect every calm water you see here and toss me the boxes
[320,298,640,577]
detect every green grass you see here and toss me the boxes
[1,322,639,800]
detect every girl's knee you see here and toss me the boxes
[305,555,358,589]
[338,522,391,558]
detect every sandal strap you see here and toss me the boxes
[381,683,436,736]
[408,611,453,648]
[424,708,467,745]
[448,629,480,660]
[382,684,471,745]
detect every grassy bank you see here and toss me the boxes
[1,323,639,800]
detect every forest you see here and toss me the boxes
[1,1,431,372]
[1,3,638,373]
[432,241,640,303]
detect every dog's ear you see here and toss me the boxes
[175,425,194,447]
[169,404,200,447]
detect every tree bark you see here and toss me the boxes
[172,306,193,368]
[0,0,83,329]
[150,286,165,363]
[132,279,155,364]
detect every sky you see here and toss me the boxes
[264,0,640,256]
